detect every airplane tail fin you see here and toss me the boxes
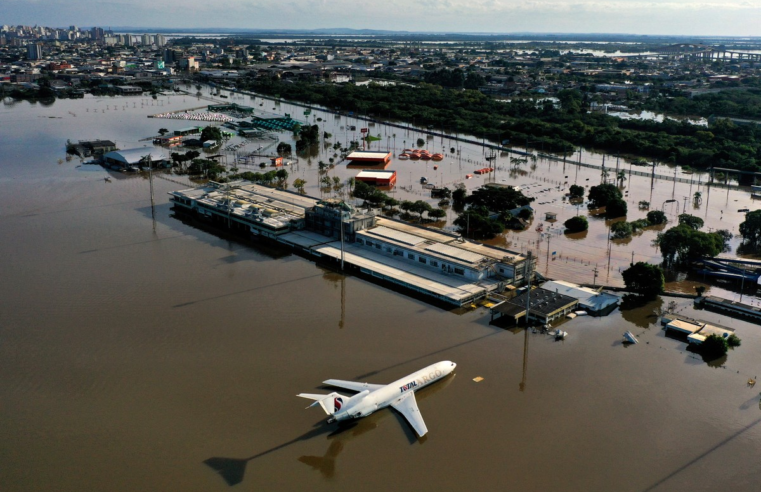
[297,392,346,415]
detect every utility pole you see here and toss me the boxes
[593,265,599,287]
[339,211,345,271]
[523,251,534,326]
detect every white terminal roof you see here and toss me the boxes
[103,147,168,165]
[541,280,620,312]
[425,242,484,264]
[366,225,425,246]
[347,151,391,159]
[356,170,396,179]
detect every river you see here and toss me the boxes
[1,92,760,491]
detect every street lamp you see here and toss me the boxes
[662,199,679,214]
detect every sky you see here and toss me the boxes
[2,0,761,37]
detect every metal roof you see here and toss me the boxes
[366,226,425,247]
[425,242,484,265]
[356,170,396,179]
[103,147,167,165]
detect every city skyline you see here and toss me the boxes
[2,0,761,38]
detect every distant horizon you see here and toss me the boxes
[13,26,761,43]
[2,0,760,38]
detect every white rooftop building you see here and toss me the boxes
[541,280,620,315]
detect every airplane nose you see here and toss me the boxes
[451,362,457,369]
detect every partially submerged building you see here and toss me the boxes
[541,280,620,315]
[490,287,579,325]
[102,148,168,169]
[169,180,534,307]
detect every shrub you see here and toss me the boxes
[701,333,728,360]
[727,334,741,347]
[564,216,588,233]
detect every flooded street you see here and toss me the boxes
[1,94,760,491]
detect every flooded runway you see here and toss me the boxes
[1,94,760,491]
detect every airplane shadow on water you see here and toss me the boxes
[204,373,455,486]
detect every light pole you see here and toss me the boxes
[662,199,678,215]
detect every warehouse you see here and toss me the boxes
[346,150,391,165]
[102,148,169,169]
[355,170,397,187]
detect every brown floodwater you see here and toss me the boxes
[1,94,761,492]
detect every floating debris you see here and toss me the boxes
[472,377,484,383]
[749,378,756,388]
[623,331,639,344]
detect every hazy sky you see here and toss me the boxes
[2,0,760,36]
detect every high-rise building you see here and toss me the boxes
[91,27,104,41]
[141,34,152,46]
[155,34,166,47]
[27,43,42,60]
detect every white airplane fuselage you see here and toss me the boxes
[328,361,456,423]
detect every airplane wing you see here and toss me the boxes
[390,392,428,437]
[323,379,385,393]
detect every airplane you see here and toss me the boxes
[297,360,456,437]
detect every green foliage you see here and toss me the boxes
[678,214,704,230]
[296,124,320,151]
[588,183,623,208]
[657,224,724,268]
[465,186,533,214]
[640,88,761,120]
[452,186,467,206]
[276,142,292,155]
[622,262,664,298]
[200,126,222,142]
[564,216,588,233]
[454,206,504,239]
[610,221,633,239]
[727,334,741,347]
[428,208,447,220]
[568,184,584,199]
[700,334,728,360]
[739,210,761,249]
[605,197,628,218]
[646,210,667,225]
[247,79,761,174]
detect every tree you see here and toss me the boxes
[606,197,628,218]
[200,126,222,142]
[678,214,704,230]
[158,128,169,136]
[611,221,633,239]
[622,262,664,298]
[454,206,504,239]
[700,333,728,360]
[277,142,292,155]
[569,184,584,199]
[739,210,761,248]
[657,224,724,267]
[410,200,433,220]
[428,208,446,220]
[587,183,622,208]
[646,210,667,225]
[564,216,588,233]
[452,185,467,207]
[293,178,307,194]
[465,186,533,213]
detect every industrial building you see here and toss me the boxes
[490,287,579,325]
[355,170,397,187]
[102,148,168,169]
[346,150,392,165]
[661,314,735,345]
[169,181,534,307]
[540,280,620,315]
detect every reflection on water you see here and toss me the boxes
[3,92,761,492]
